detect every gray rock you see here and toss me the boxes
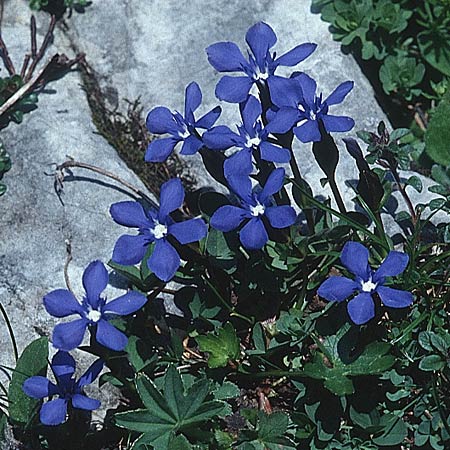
[0,2,150,425]
[60,0,445,217]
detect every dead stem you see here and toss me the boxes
[54,158,154,204]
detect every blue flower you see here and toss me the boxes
[271,72,355,142]
[22,351,103,426]
[110,178,207,282]
[206,22,316,103]
[44,261,147,352]
[317,241,413,325]
[145,81,221,162]
[210,168,296,250]
[203,96,291,178]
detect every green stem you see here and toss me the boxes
[432,374,450,438]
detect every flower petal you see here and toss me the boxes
[82,260,108,302]
[293,120,321,143]
[265,106,299,134]
[203,125,238,150]
[246,22,277,68]
[321,115,355,133]
[206,42,247,72]
[340,241,370,280]
[195,106,221,129]
[376,286,413,308]
[112,234,149,266]
[146,106,177,134]
[268,76,302,108]
[43,289,83,318]
[317,276,359,302]
[72,394,101,411]
[275,43,317,67]
[224,148,253,182]
[103,291,148,316]
[158,178,184,220]
[52,351,76,379]
[109,201,149,229]
[52,319,88,351]
[215,76,253,103]
[169,218,207,244]
[239,218,268,250]
[373,251,409,282]
[23,376,58,399]
[96,319,128,351]
[145,137,179,163]
[259,141,291,163]
[347,292,375,325]
[40,398,68,426]
[184,82,202,118]
[148,239,180,282]
[325,81,354,106]
[265,205,297,228]
[241,95,262,133]
[180,134,203,156]
[78,358,104,388]
[259,167,285,203]
[210,205,248,232]
[294,72,317,107]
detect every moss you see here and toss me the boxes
[79,61,194,197]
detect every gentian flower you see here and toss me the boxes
[110,178,207,282]
[317,241,413,325]
[22,351,103,426]
[210,168,296,250]
[271,72,355,142]
[145,81,221,162]
[203,96,291,178]
[206,22,316,103]
[44,261,147,351]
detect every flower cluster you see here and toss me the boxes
[22,22,415,431]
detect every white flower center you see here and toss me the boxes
[250,203,265,217]
[152,223,168,239]
[178,129,190,139]
[87,310,102,323]
[246,136,261,148]
[254,67,269,81]
[309,110,317,120]
[361,278,377,293]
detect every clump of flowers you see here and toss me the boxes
[15,20,449,450]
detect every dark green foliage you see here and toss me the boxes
[0,141,11,196]
[8,337,48,425]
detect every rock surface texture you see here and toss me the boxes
[0,0,445,440]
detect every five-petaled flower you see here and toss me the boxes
[317,241,413,325]
[145,81,221,162]
[22,351,103,426]
[210,167,296,250]
[44,260,147,351]
[203,95,291,178]
[206,22,316,103]
[110,178,207,282]
[271,72,355,142]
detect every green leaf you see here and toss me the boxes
[372,414,407,446]
[407,175,423,193]
[213,381,240,400]
[196,322,240,368]
[301,333,395,396]
[425,91,450,165]
[8,337,48,424]
[116,367,226,448]
[419,355,446,371]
